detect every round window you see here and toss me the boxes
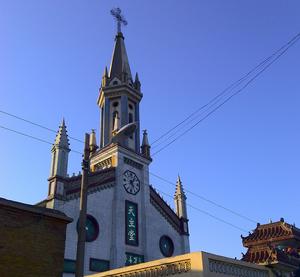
[159,235,174,257]
[77,214,99,242]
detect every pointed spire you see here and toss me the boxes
[89,129,98,155]
[109,32,132,83]
[134,72,141,91]
[50,119,70,178]
[174,175,187,219]
[101,66,109,87]
[141,130,151,159]
[54,118,70,150]
[175,175,186,199]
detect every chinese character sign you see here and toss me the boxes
[125,252,144,266]
[125,201,138,246]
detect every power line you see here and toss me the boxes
[0,125,83,155]
[151,33,300,156]
[149,172,257,224]
[112,161,256,227]
[151,61,266,147]
[156,188,248,233]
[114,158,251,233]
[1,32,298,233]
[151,32,300,149]
[2,32,299,157]
[151,32,300,147]
[0,122,253,233]
[0,110,84,143]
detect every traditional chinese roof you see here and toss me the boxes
[242,245,300,270]
[150,186,187,235]
[242,220,300,247]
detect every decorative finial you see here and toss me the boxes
[89,129,98,155]
[110,8,128,33]
[141,130,151,159]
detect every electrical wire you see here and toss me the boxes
[151,32,300,148]
[2,32,299,234]
[150,172,257,224]
[0,110,84,143]
[0,125,83,155]
[156,188,249,233]
[100,158,252,233]
[0,123,253,233]
[151,33,300,156]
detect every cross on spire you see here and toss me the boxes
[110,8,128,33]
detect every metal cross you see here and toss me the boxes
[110,8,128,33]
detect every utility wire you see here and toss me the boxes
[0,110,84,143]
[113,157,251,233]
[151,32,300,149]
[1,32,298,232]
[1,32,299,154]
[0,125,83,155]
[150,172,257,224]
[152,33,300,156]
[0,123,253,233]
[156,188,248,233]
[112,158,256,227]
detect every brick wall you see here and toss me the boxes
[0,198,71,277]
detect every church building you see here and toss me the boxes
[38,14,190,276]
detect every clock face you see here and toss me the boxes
[159,235,174,257]
[123,170,140,195]
[76,214,99,242]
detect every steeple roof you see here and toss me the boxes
[54,118,70,150]
[175,175,186,199]
[109,32,132,82]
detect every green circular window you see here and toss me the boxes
[159,235,174,257]
[77,214,99,242]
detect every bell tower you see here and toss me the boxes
[97,27,142,152]
[44,9,190,275]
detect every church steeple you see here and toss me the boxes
[49,119,70,178]
[109,32,132,83]
[97,9,143,152]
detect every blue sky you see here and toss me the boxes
[1,1,300,258]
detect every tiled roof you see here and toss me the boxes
[242,246,300,270]
[242,221,300,247]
